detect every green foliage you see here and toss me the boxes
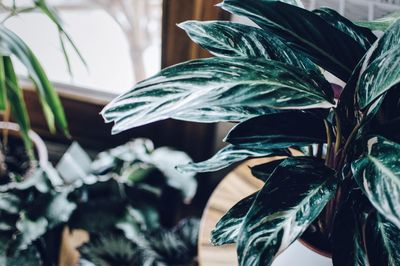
[102,1,400,265]
[79,218,200,266]
[0,0,80,154]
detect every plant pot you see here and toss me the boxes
[0,121,48,168]
[198,157,332,266]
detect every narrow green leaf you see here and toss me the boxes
[364,212,400,266]
[3,56,33,154]
[351,136,400,228]
[236,157,336,266]
[355,11,400,31]
[220,0,367,81]
[312,8,377,50]
[177,144,288,173]
[179,21,319,72]
[0,57,7,111]
[211,192,257,246]
[225,111,327,149]
[0,25,69,135]
[102,58,334,134]
[34,0,87,70]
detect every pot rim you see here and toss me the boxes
[0,121,48,167]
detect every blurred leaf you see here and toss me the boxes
[6,245,42,266]
[3,56,32,154]
[352,136,400,228]
[355,11,400,31]
[45,192,76,228]
[0,193,20,214]
[0,25,68,135]
[149,147,196,203]
[34,0,87,73]
[15,215,47,250]
[0,56,7,110]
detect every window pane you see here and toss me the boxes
[3,0,162,95]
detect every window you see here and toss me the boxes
[3,0,162,95]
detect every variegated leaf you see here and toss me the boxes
[220,0,367,81]
[351,136,400,228]
[102,58,334,134]
[179,21,318,72]
[211,192,257,246]
[177,144,288,173]
[364,212,400,266]
[225,112,327,149]
[236,157,336,266]
[312,8,376,50]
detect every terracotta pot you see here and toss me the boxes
[0,121,48,167]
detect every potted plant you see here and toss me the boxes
[0,0,83,264]
[102,0,400,265]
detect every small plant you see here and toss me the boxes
[102,1,400,265]
[0,0,83,175]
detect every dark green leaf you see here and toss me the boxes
[0,25,68,135]
[225,112,327,149]
[179,21,319,72]
[177,144,287,173]
[211,192,257,246]
[236,157,336,266]
[6,245,42,266]
[351,136,400,228]
[250,159,285,182]
[331,201,369,266]
[364,212,400,266]
[312,8,376,50]
[102,58,334,134]
[220,0,367,81]
[355,11,400,31]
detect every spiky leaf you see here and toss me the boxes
[236,157,336,266]
[102,58,334,134]
[351,136,400,228]
[220,0,367,81]
[225,112,327,149]
[364,212,400,266]
[179,21,318,72]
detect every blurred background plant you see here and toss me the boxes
[0,138,199,265]
[0,0,84,178]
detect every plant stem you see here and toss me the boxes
[324,120,332,165]
[334,111,342,154]
[337,122,363,170]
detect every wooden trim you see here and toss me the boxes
[160,0,230,163]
